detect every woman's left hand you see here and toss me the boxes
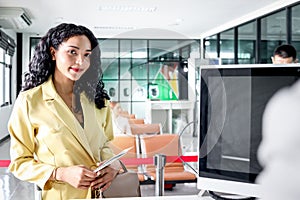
[90,160,121,191]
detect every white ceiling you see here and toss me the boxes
[0,0,299,39]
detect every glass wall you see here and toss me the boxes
[291,4,300,60]
[238,21,256,64]
[99,39,199,118]
[0,49,13,107]
[203,34,219,64]
[29,38,199,118]
[29,37,199,118]
[203,2,300,64]
[0,30,15,107]
[220,29,235,64]
[261,9,287,63]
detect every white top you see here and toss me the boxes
[112,115,132,135]
[257,80,300,200]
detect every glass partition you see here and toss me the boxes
[0,31,15,106]
[261,10,287,63]
[203,2,300,64]
[149,40,181,61]
[291,4,300,60]
[29,37,199,116]
[0,63,4,105]
[238,21,256,64]
[220,29,234,64]
[204,34,218,60]
[100,39,198,117]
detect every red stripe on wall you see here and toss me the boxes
[0,160,10,167]
[0,156,198,168]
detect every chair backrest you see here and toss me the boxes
[139,134,182,168]
[139,134,181,157]
[120,112,136,119]
[130,123,162,135]
[108,135,139,159]
[120,111,129,116]
[128,119,145,124]
[129,114,136,119]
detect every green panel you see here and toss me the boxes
[120,58,131,79]
[102,58,119,79]
[149,73,178,100]
[149,62,161,81]
[131,59,147,79]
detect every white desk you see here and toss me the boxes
[106,195,212,200]
[71,195,213,200]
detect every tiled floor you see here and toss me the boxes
[0,134,201,199]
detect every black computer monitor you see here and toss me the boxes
[197,64,300,198]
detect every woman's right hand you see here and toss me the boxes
[56,165,97,189]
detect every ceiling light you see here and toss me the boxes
[205,41,210,46]
[94,26,135,30]
[183,66,188,72]
[98,5,157,12]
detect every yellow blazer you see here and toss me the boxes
[8,77,114,200]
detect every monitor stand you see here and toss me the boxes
[198,190,256,200]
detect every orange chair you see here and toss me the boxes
[108,135,148,182]
[139,134,196,188]
[120,112,136,119]
[129,119,145,124]
[130,123,162,135]
[109,135,139,159]
[129,114,136,119]
[120,111,129,116]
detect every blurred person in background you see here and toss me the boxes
[271,44,298,64]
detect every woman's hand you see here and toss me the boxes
[56,165,97,189]
[90,160,121,191]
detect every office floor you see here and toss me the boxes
[0,132,201,199]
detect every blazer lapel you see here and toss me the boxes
[41,78,95,162]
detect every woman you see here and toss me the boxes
[8,23,121,199]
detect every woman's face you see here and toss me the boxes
[51,35,92,81]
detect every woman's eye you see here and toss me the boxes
[85,53,91,57]
[68,50,77,55]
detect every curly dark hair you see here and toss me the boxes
[23,23,109,109]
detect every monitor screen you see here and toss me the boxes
[198,64,300,197]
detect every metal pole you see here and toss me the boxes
[154,154,166,196]
[35,185,42,200]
